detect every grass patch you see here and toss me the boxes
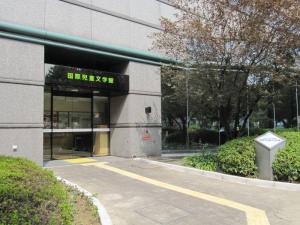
[183,153,217,171]
[68,188,100,225]
[183,145,218,171]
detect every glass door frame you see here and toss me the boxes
[44,86,110,160]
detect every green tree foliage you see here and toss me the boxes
[162,66,218,134]
[155,0,300,140]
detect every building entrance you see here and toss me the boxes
[43,63,129,161]
[44,89,110,160]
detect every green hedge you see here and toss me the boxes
[164,131,185,143]
[0,156,73,225]
[217,137,257,177]
[182,130,300,181]
[165,129,220,145]
[183,153,217,171]
[272,132,300,182]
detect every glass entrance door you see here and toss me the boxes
[43,88,110,160]
[51,94,92,159]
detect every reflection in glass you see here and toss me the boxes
[44,90,51,129]
[43,133,51,160]
[43,86,110,159]
[53,96,91,129]
[52,132,92,159]
[93,96,109,128]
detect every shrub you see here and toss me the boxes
[276,131,300,154]
[189,129,220,145]
[248,128,268,136]
[165,129,220,145]
[183,153,217,171]
[181,130,300,181]
[165,131,185,144]
[0,156,74,225]
[272,150,300,182]
[272,131,300,182]
[162,128,178,135]
[217,137,257,177]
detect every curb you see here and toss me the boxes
[57,176,113,225]
[135,158,300,191]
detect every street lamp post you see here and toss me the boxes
[296,81,299,131]
[218,109,221,146]
[247,86,250,136]
[272,83,276,132]
[186,70,189,149]
[273,102,276,132]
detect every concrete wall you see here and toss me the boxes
[0,0,177,51]
[0,38,44,165]
[0,0,176,162]
[110,127,161,157]
[0,0,46,28]
[110,62,162,157]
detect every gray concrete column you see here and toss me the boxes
[0,38,44,165]
[110,61,162,157]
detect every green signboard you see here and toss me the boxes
[45,64,129,92]
[66,72,115,84]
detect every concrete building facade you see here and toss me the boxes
[0,0,176,165]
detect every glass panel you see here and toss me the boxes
[44,89,51,129]
[53,96,72,129]
[53,96,91,129]
[52,132,92,159]
[43,133,51,160]
[57,112,69,129]
[93,95,110,156]
[43,85,111,159]
[93,132,109,156]
[72,97,91,128]
[93,96,109,128]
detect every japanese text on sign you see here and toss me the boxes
[67,72,114,84]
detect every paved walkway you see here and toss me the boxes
[45,157,300,225]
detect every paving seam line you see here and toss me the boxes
[134,158,300,191]
[56,176,113,225]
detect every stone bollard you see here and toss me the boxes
[255,131,285,180]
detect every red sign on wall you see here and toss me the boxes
[143,129,151,141]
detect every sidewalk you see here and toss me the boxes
[45,156,300,225]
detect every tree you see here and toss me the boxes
[161,66,187,132]
[161,67,209,135]
[155,0,300,139]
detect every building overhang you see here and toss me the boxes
[0,21,179,66]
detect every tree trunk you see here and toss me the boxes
[219,104,232,141]
[168,114,182,130]
[241,95,261,130]
[233,97,241,138]
[179,116,187,142]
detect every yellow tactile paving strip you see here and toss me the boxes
[84,162,270,225]
[64,158,97,164]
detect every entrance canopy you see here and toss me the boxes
[0,21,177,66]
